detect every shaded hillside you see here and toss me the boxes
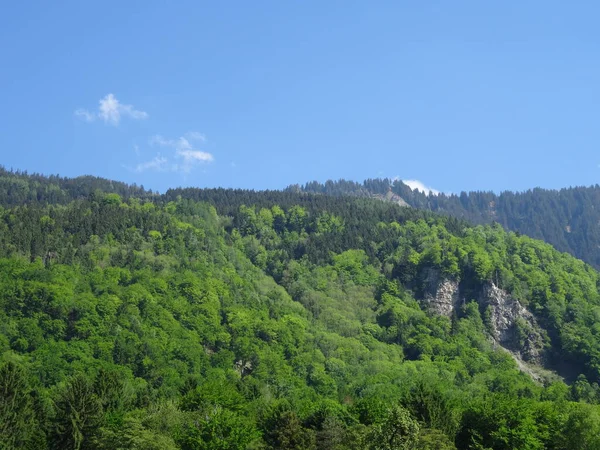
[171,187,600,383]
[289,178,600,269]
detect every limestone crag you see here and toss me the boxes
[478,283,545,363]
[372,187,410,208]
[419,268,545,364]
[421,268,459,316]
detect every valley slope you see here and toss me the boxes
[289,178,600,269]
[0,170,600,449]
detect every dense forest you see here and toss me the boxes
[2,169,600,448]
[0,167,154,206]
[289,178,600,269]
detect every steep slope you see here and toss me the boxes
[1,174,600,448]
[290,178,600,269]
[173,187,600,381]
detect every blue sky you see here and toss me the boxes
[1,1,600,194]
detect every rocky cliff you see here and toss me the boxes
[478,283,545,363]
[373,189,410,207]
[421,267,460,316]
[419,268,546,364]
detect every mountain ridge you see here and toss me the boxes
[288,178,600,269]
[2,168,600,448]
[2,169,600,447]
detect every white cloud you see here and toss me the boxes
[398,178,441,196]
[134,155,168,173]
[147,131,214,174]
[184,131,206,142]
[149,135,169,147]
[178,149,214,163]
[75,94,148,125]
[99,93,148,124]
[75,108,95,122]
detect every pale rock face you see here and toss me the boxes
[478,283,545,363]
[421,268,459,316]
[479,283,526,340]
[419,268,545,364]
[383,190,410,207]
[372,191,410,207]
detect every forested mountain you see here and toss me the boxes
[0,166,154,206]
[2,171,600,448]
[288,179,600,269]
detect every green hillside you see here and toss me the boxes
[289,178,600,269]
[1,174,600,448]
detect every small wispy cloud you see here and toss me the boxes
[150,132,214,173]
[184,131,206,142]
[134,155,168,173]
[75,94,148,126]
[131,131,214,174]
[394,177,441,196]
[74,109,95,122]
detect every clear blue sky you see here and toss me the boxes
[1,1,599,194]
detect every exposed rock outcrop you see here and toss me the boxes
[372,188,410,208]
[421,268,459,316]
[418,268,545,364]
[478,283,545,364]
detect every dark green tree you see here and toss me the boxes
[368,405,420,450]
[0,361,40,449]
[51,375,103,450]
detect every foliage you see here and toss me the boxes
[0,172,599,448]
[291,177,600,270]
